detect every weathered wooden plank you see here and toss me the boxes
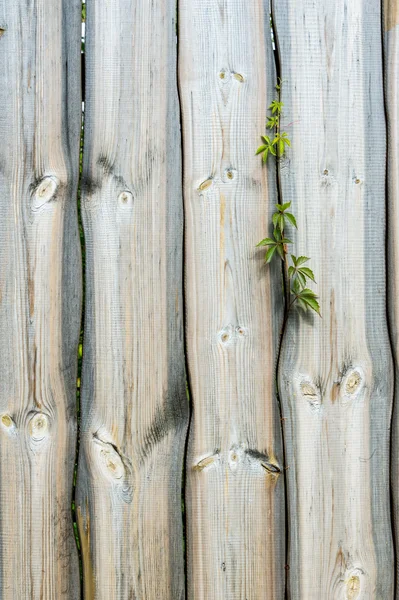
[0,0,82,598]
[273,0,394,597]
[179,1,285,598]
[384,0,399,596]
[76,0,189,598]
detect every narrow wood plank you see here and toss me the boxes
[76,0,189,598]
[384,0,399,596]
[179,2,285,598]
[0,0,82,597]
[273,1,394,597]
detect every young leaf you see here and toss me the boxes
[288,266,295,278]
[255,145,267,155]
[262,135,273,145]
[267,116,279,129]
[281,131,291,146]
[281,202,291,211]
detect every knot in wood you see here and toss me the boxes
[29,413,49,441]
[33,176,59,211]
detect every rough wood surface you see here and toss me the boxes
[384,0,399,596]
[76,0,189,598]
[179,1,285,598]
[0,0,82,598]
[273,0,394,597]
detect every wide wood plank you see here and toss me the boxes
[273,0,394,597]
[179,1,285,598]
[0,0,82,597]
[76,0,189,598]
[384,0,399,596]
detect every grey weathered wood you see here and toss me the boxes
[0,0,82,598]
[384,0,399,596]
[76,0,189,598]
[179,1,285,598]
[273,0,394,597]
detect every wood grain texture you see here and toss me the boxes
[273,0,394,597]
[0,0,82,598]
[76,0,189,598]
[179,1,285,598]
[384,1,399,596]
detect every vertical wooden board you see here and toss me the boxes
[0,0,82,598]
[273,0,394,598]
[179,2,285,598]
[77,0,189,598]
[384,0,399,595]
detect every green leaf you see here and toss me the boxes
[279,214,285,231]
[269,100,284,114]
[299,267,316,282]
[272,212,280,228]
[265,245,277,263]
[296,256,310,266]
[298,288,318,298]
[275,203,284,211]
[288,266,295,278]
[255,145,267,155]
[296,271,306,287]
[269,145,277,156]
[276,244,285,259]
[262,149,269,163]
[257,237,275,247]
[262,135,272,144]
[303,296,321,315]
[292,278,301,294]
[291,254,298,266]
[281,202,291,211]
[285,212,297,228]
[267,116,279,129]
[281,238,293,244]
[273,228,282,242]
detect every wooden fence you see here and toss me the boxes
[0,0,399,598]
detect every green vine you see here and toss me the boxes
[256,79,320,317]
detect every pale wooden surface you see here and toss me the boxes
[179,1,285,598]
[384,0,399,596]
[273,0,394,597]
[76,0,189,598]
[0,0,82,598]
